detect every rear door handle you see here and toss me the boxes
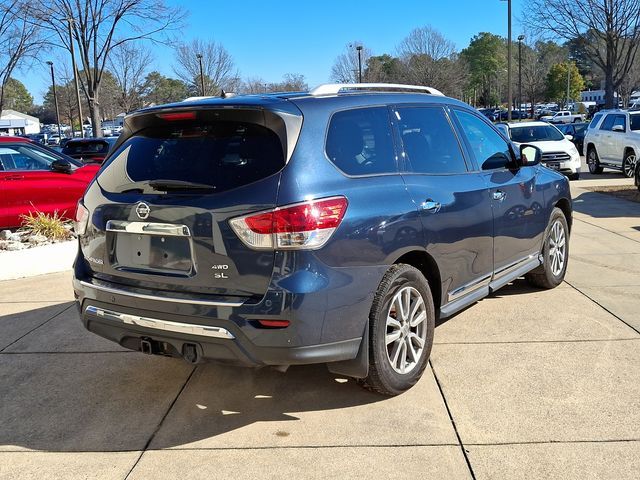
[421,199,441,212]
[493,190,507,201]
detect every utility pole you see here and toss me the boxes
[46,61,62,139]
[506,0,512,121]
[567,62,571,110]
[518,35,525,118]
[196,53,205,96]
[67,18,84,138]
[356,46,363,83]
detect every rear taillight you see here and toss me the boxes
[229,196,348,250]
[74,201,89,235]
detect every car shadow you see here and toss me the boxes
[0,304,384,453]
[572,190,640,219]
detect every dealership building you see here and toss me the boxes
[0,110,40,135]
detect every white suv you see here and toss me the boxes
[496,121,581,180]
[584,110,640,177]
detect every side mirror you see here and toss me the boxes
[51,159,73,174]
[519,144,541,166]
[565,134,574,141]
[612,125,625,132]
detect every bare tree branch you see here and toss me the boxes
[173,39,236,95]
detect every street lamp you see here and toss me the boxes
[356,45,363,83]
[518,34,525,118]
[500,0,512,121]
[46,61,62,139]
[196,53,205,96]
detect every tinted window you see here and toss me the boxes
[588,114,602,129]
[611,114,626,131]
[100,121,284,193]
[510,125,564,143]
[395,107,466,174]
[630,114,640,131]
[599,114,616,131]
[0,144,58,171]
[325,107,396,175]
[454,110,513,170]
[63,141,110,155]
[574,124,587,134]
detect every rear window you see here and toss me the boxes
[63,141,110,155]
[325,107,396,175]
[100,121,284,193]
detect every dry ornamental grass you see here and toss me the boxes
[19,211,73,241]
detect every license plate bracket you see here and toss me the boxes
[113,232,193,274]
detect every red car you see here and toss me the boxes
[0,136,101,229]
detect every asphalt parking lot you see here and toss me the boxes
[1,179,639,480]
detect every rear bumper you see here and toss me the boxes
[73,251,386,366]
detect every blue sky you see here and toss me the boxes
[20,0,525,103]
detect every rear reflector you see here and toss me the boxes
[156,111,197,121]
[257,320,290,328]
[229,196,348,250]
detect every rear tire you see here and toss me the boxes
[359,264,435,396]
[526,207,569,289]
[623,150,636,178]
[587,147,603,174]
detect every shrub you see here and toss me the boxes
[19,211,73,241]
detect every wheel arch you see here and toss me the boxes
[392,250,442,311]
[624,146,636,157]
[555,197,572,232]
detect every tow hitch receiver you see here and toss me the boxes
[183,343,199,364]
[140,338,153,354]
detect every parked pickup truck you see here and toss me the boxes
[540,110,585,124]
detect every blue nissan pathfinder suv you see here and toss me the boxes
[73,83,572,395]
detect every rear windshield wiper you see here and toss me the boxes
[119,179,216,193]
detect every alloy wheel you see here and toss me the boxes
[385,286,427,374]
[623,154,637,178]
[549,219,566,277]
[587,151,597,173]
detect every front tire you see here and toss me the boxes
[360,264,435,396]
[587,147,603,174]
[623,150,636,178]
[526,207,569,289]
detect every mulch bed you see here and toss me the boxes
[583,185,640,204]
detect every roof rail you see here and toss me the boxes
[309,83,445,97]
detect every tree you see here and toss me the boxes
[141,72,190,105]
[461,32,506,107]
[0,1,45,112]
[527,0,640,108]
[520,39,568,113]
[330,42,372,83]
[109,42,153,113]
[30,0,183,136]
[618,56,640,107]
[173,39,236,96]
[365,54,407,83]
[1,78,33,112]
[397,26,465,96]
[546,62,585,108]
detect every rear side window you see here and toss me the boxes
[325,107,396,175]
[631,114,640,131]
[395,106,467,174]
[100,121,284,193]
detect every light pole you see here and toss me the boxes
[196,53,205,96]
[518,34,525,118]
[566,61,571,110]
[66,18,84,138]
[356,45,363,83]
[500,0,512,121]
[46,61,62,139]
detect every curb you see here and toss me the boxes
[0,241,77,281]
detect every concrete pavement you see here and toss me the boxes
[0,180,639,479]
